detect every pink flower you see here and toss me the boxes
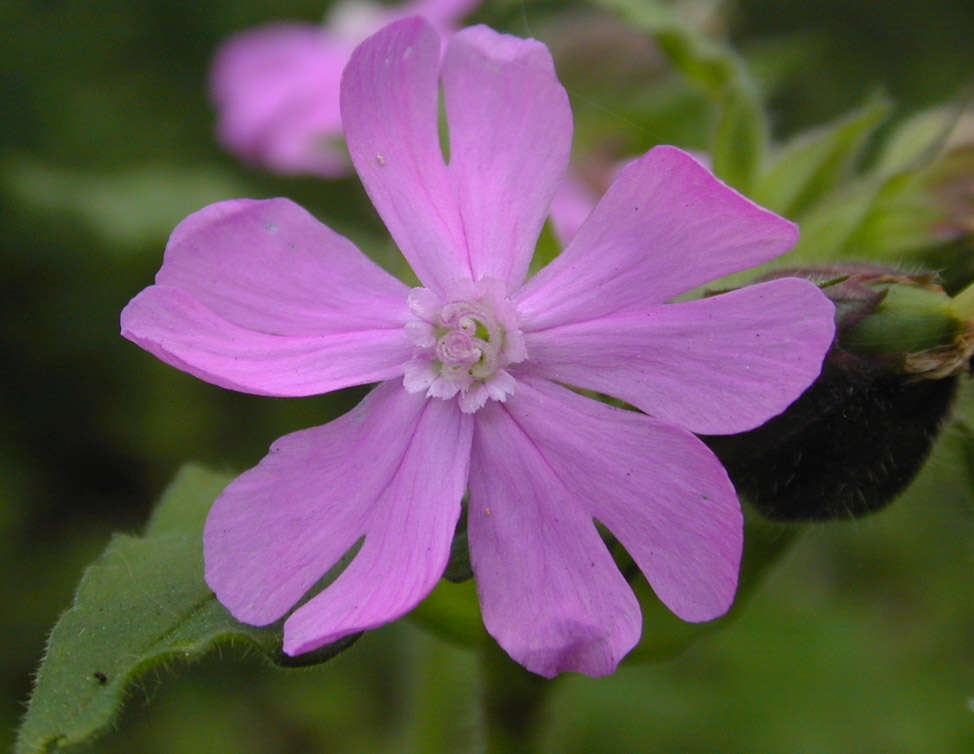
[122,18,835,677]
[210,0,479,176]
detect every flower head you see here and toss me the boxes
[210,0,479,176]
[122,18,835,677]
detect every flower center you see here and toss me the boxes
[402,278,526,413]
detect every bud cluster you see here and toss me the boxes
[706,264,971,521]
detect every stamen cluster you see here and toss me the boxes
[402,278,526,412]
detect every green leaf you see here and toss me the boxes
[527,219,563,277]
[753,93,891,217]
[593,0,769,192]
[711,81,767,193]
[872,105,962,178]
[844,171,943,258]
[594,0,737,95]
[16,464,357,754]
[0,158,251,250]
[784,176,884,262]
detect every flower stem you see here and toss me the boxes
[481,641,555,754]
[400,624,483,754]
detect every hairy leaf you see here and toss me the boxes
[16,465,357,754]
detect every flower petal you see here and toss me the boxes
[210,24,350,176]
[341,17,468,293]
[479,377,742,631]
[442,25,572,289]
[120,198,412,396]
[525,277,836,434]
[122,286,411,396]
[469,392,641,678]
[204,381,472,644]
[282,386,474,653]
[516,145,799,329]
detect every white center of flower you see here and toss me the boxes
[402,278,527,413]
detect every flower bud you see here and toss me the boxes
[705,264,969,521]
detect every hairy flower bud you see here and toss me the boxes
[705,264,969,521]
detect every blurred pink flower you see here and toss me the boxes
[210,0,479,176]
[123,18,834,677]
[549,162,604,248]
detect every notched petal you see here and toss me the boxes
[205,382,473,650]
